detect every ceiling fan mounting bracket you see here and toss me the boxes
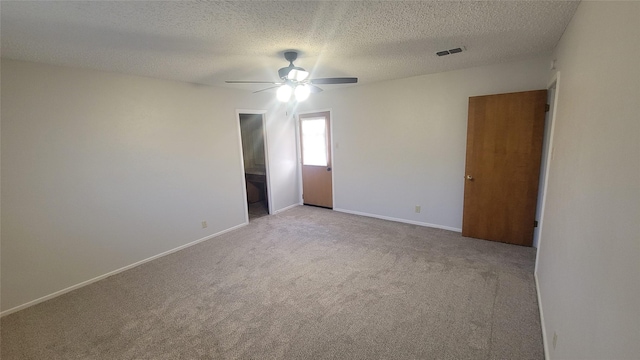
[283,51,298,63]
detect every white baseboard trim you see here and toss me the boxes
[0,222,248,317]
[535,272,550,360]
[273,203,301,214]
[333,208,462,233]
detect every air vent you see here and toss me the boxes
[436,47,465,56]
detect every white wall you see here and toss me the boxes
[262,104,300,213]
[0,60,298,312]
[536,2,640,359]
[296,57,550,231]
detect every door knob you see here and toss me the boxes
[466,175,473,180]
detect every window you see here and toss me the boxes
[301,117,328,166]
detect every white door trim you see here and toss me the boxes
[534,72,561,360]
[535,72,560,266]
[236,109,272,219]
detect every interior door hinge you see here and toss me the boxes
[545,104,550,112]
[534,220,539,228]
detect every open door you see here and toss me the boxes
[299,111,333,208]
[462,90,547,246]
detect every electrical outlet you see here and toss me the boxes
[201,221,208,229]
[553,332,558,350]
[415,205,421,213]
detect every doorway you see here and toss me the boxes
[299,111,333,208]
[462,90,547,246]
[239,113,269,220]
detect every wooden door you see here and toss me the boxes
[300,111,333,208]
[462,90,547,246]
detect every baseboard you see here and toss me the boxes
[0,222,248,317]
[273,203,301,214]
[535,272,550,360]
[333,208,462,233]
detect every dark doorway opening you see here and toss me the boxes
[239,113,269,220]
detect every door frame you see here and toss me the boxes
[535,72,561,270]
[296,108,335,207]
[236,109,273,222]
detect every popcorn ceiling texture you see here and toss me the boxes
[0,1,579,89]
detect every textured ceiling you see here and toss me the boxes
[0,1,579,91]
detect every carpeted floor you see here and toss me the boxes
[1,206,543,359]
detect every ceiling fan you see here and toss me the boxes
[225,51,358,102]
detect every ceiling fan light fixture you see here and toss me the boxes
[277,84,293,102]
[294,84,311,102]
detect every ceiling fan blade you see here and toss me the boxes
[309,85,324,93]
[225,80,282,84]
[253,86,280,94]
[310,77,358,85]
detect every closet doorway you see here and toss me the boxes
[239,112,270,220]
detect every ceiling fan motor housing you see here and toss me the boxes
[279,65,306,80]
[279,52,305,79]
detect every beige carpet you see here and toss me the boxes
[1,205,543,359]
